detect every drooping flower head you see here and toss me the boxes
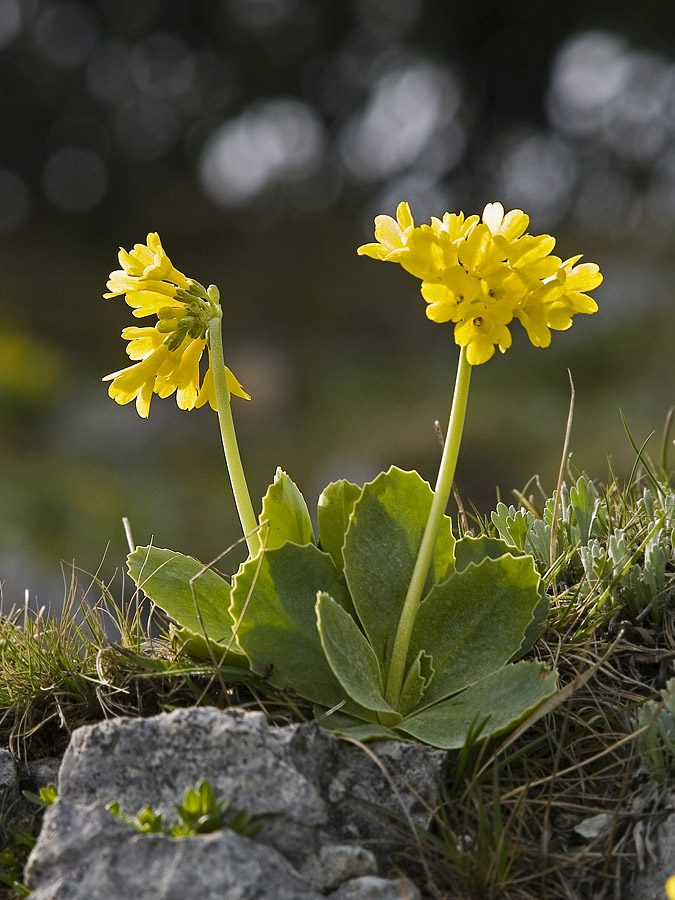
[103,233,249,417]
[358,202,602,365]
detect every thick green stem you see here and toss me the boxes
[384,345,472,707]
[208,316,261,557]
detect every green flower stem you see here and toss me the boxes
[385,345,472,708]
[208,315,261,558]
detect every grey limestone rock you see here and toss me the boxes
[330,876,421,900]
[0,749,21,840]
[0,748,20,805]
[299,843,378,891]
[27,797,324,900]
[25,707,444,899]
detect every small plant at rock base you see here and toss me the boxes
[106,779,263,839]
[21,782,59,810]
[0,827,38,899]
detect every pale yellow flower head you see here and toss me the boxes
[358,202,602,365]
[103,234,249,418]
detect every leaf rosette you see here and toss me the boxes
[128,466,557,749]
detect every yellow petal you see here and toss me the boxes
[464,336,495,365]
[373,214,406,252]
[565,262,603,291]
[481,202,505,232]
[225,365,251,400]
[356,242,392,260]
[121,326,165,360]
[195,364,217,410]
[173,338,205,410]
[396,201,414,230]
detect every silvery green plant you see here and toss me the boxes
[631,678,675,783]
[492,475,607,575]
[493,478,675,628]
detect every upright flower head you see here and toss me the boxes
[358,202,602,365]
[103,233,249,417]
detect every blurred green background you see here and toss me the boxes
[1,0,674,611]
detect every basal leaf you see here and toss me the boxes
[343,467,454,675]
[258,467,314,550]
[398,650,434,716]
[314,707,402,742]
[398,661,558,749]
[454,534,527,570]
[316,592,399,719]
[407,553,542,709]
[454,535,548,657]
[317,479,362,573]
[128,546,240,653]
[168,625,251,672]
[230,542,359,711]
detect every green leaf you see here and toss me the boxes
[398,650,434,716]
[491,503,530,551]
[315,707,403,743]
[407,553,543,709]
[454,535,548,657]
[343,467,454,673]
[168,625,249,668]
[455,534,528,569]
[128,546,240,651]
[570,475,598,545]
[317,479,362,573]
[230,542,362,712]
[316,592,399,719]
[259,467,314,549]
[398,661,558,749]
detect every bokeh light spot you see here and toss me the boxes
[32,1,100,69]
[129,33,196,101]
[199,97,325,207]
[85,38,133,104]
[226,0,297,30]
[114,98,179,162]
[547,31,630,136]
[494,131,577,225]
[42,146,108,212]
[339,59,462,181]
[0,0,22,48]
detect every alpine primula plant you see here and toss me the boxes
[107,205,602,750]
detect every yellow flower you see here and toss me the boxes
[666,876,675,900]
[358,202,602,365]
[103,234,249,417]
[357,202,476,283]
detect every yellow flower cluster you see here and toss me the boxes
[103,233,249,418]
[358,202,602,365]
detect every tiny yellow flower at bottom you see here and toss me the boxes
[666,875,675,900]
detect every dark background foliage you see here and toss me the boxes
[1,0,674,608]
